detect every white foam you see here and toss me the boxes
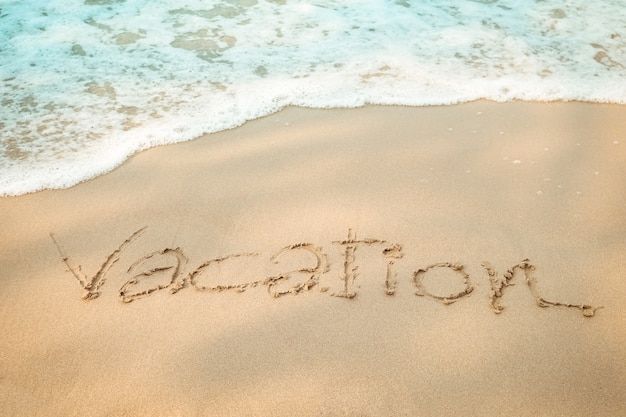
[1,0,626,195]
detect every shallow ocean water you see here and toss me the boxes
[1,0,625,195]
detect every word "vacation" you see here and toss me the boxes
[50,228,598,317]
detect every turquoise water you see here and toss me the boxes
[1,0,625,196]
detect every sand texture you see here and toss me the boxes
[1,102,625,416]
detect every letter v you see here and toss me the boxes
[50,227,147,300]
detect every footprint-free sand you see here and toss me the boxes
[1,101,625,416]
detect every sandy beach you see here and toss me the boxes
[1,101,625,416]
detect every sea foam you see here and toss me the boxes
[1,0,625,196]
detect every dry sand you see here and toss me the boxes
[1,101,625,416]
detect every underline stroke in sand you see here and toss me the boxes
[50,227,599,317]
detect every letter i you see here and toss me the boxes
[383,244,403,295]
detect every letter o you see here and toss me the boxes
[413,262,473,305]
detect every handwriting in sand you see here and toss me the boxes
[50,227,599,317]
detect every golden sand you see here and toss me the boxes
[1,102,625,416]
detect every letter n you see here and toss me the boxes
[481,259,599,317]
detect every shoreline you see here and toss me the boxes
[3,99,625,198]
[1,102,625,416]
